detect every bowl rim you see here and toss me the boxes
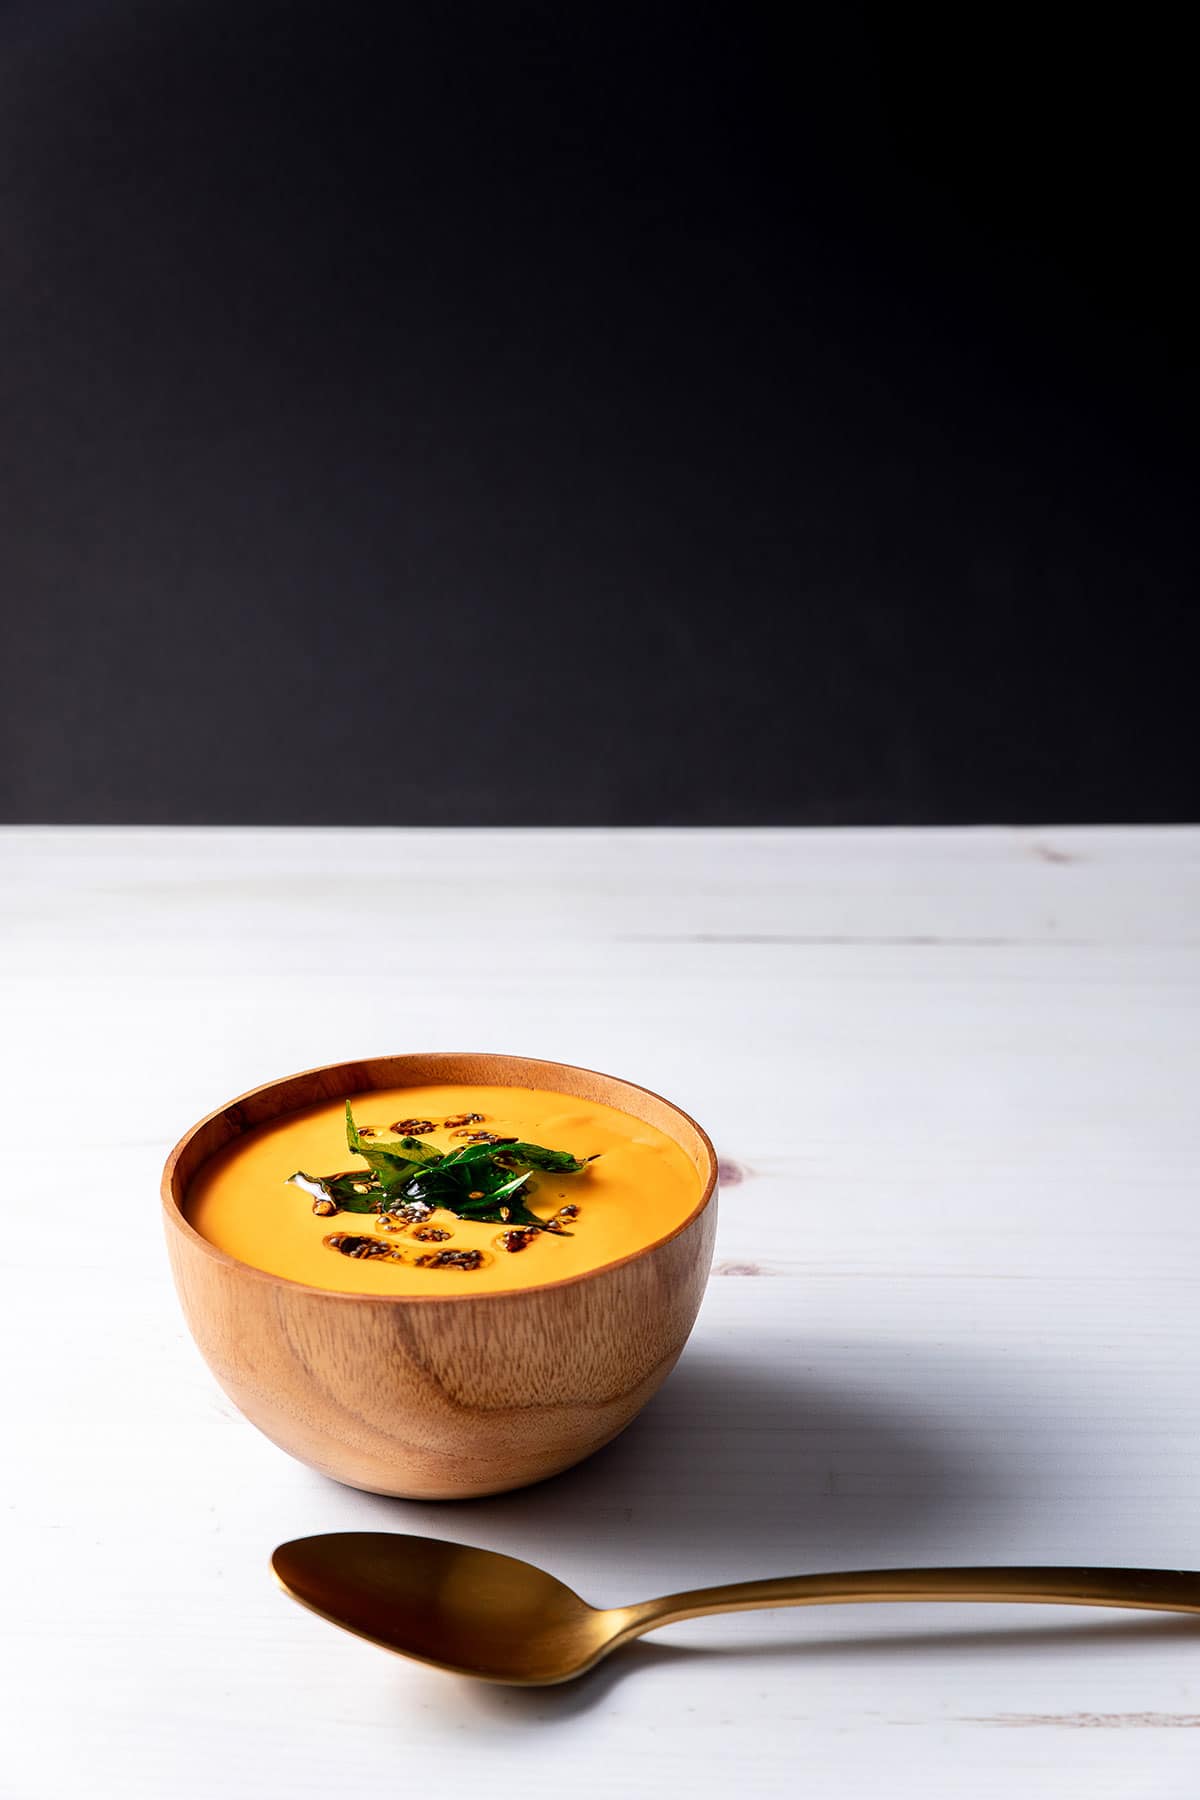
[161,1051,718,1306]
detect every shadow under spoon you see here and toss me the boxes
[271,1532,1200,1687]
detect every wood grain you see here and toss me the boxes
[162,1053,718,1498]
[2,826,1198,1799]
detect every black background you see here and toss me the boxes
[2,2,1195,824]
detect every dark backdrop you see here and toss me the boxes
[2,3,1196,824]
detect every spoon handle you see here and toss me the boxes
[618,1566,1200,1639]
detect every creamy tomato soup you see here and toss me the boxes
[186,1083,703,1296]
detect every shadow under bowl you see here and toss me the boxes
[161,1051,718,1498]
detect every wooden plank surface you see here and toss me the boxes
[2,827,1198,1797]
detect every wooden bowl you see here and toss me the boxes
[162,1052,718,1499]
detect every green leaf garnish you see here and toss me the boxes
[435,1139,588,1174]
[287,1170,381,1213]
[343,1101,443,1188]
[291,1105,593,1232]
[493,1142,589,1174]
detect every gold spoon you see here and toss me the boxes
[271,1533,1200,1686]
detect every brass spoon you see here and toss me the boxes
[271,1533,1200,1686]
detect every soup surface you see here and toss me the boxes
[185,1083,704,1295]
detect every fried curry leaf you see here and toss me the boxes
[435,1140,513,1169]
[445,1171,556,1231]
[287,1170,381,1214]
[491,1142,590,1174]
[344,1103,443,1187]
[382,1161,573,1235]
[291,1105,590,1231]
[438,1139,588,1175]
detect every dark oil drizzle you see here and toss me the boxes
[495,1226,539,1254]
[324,1233,396,1260]
[381,1199,435,1226]
[413,1248,489,1271]
[324,1233,489,1272]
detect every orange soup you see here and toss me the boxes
[186,1082,703,1295]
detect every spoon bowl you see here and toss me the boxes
[272,1532,1200,1687]
[272,1532,614,1683]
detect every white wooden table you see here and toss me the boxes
[3,827,1199,1798]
